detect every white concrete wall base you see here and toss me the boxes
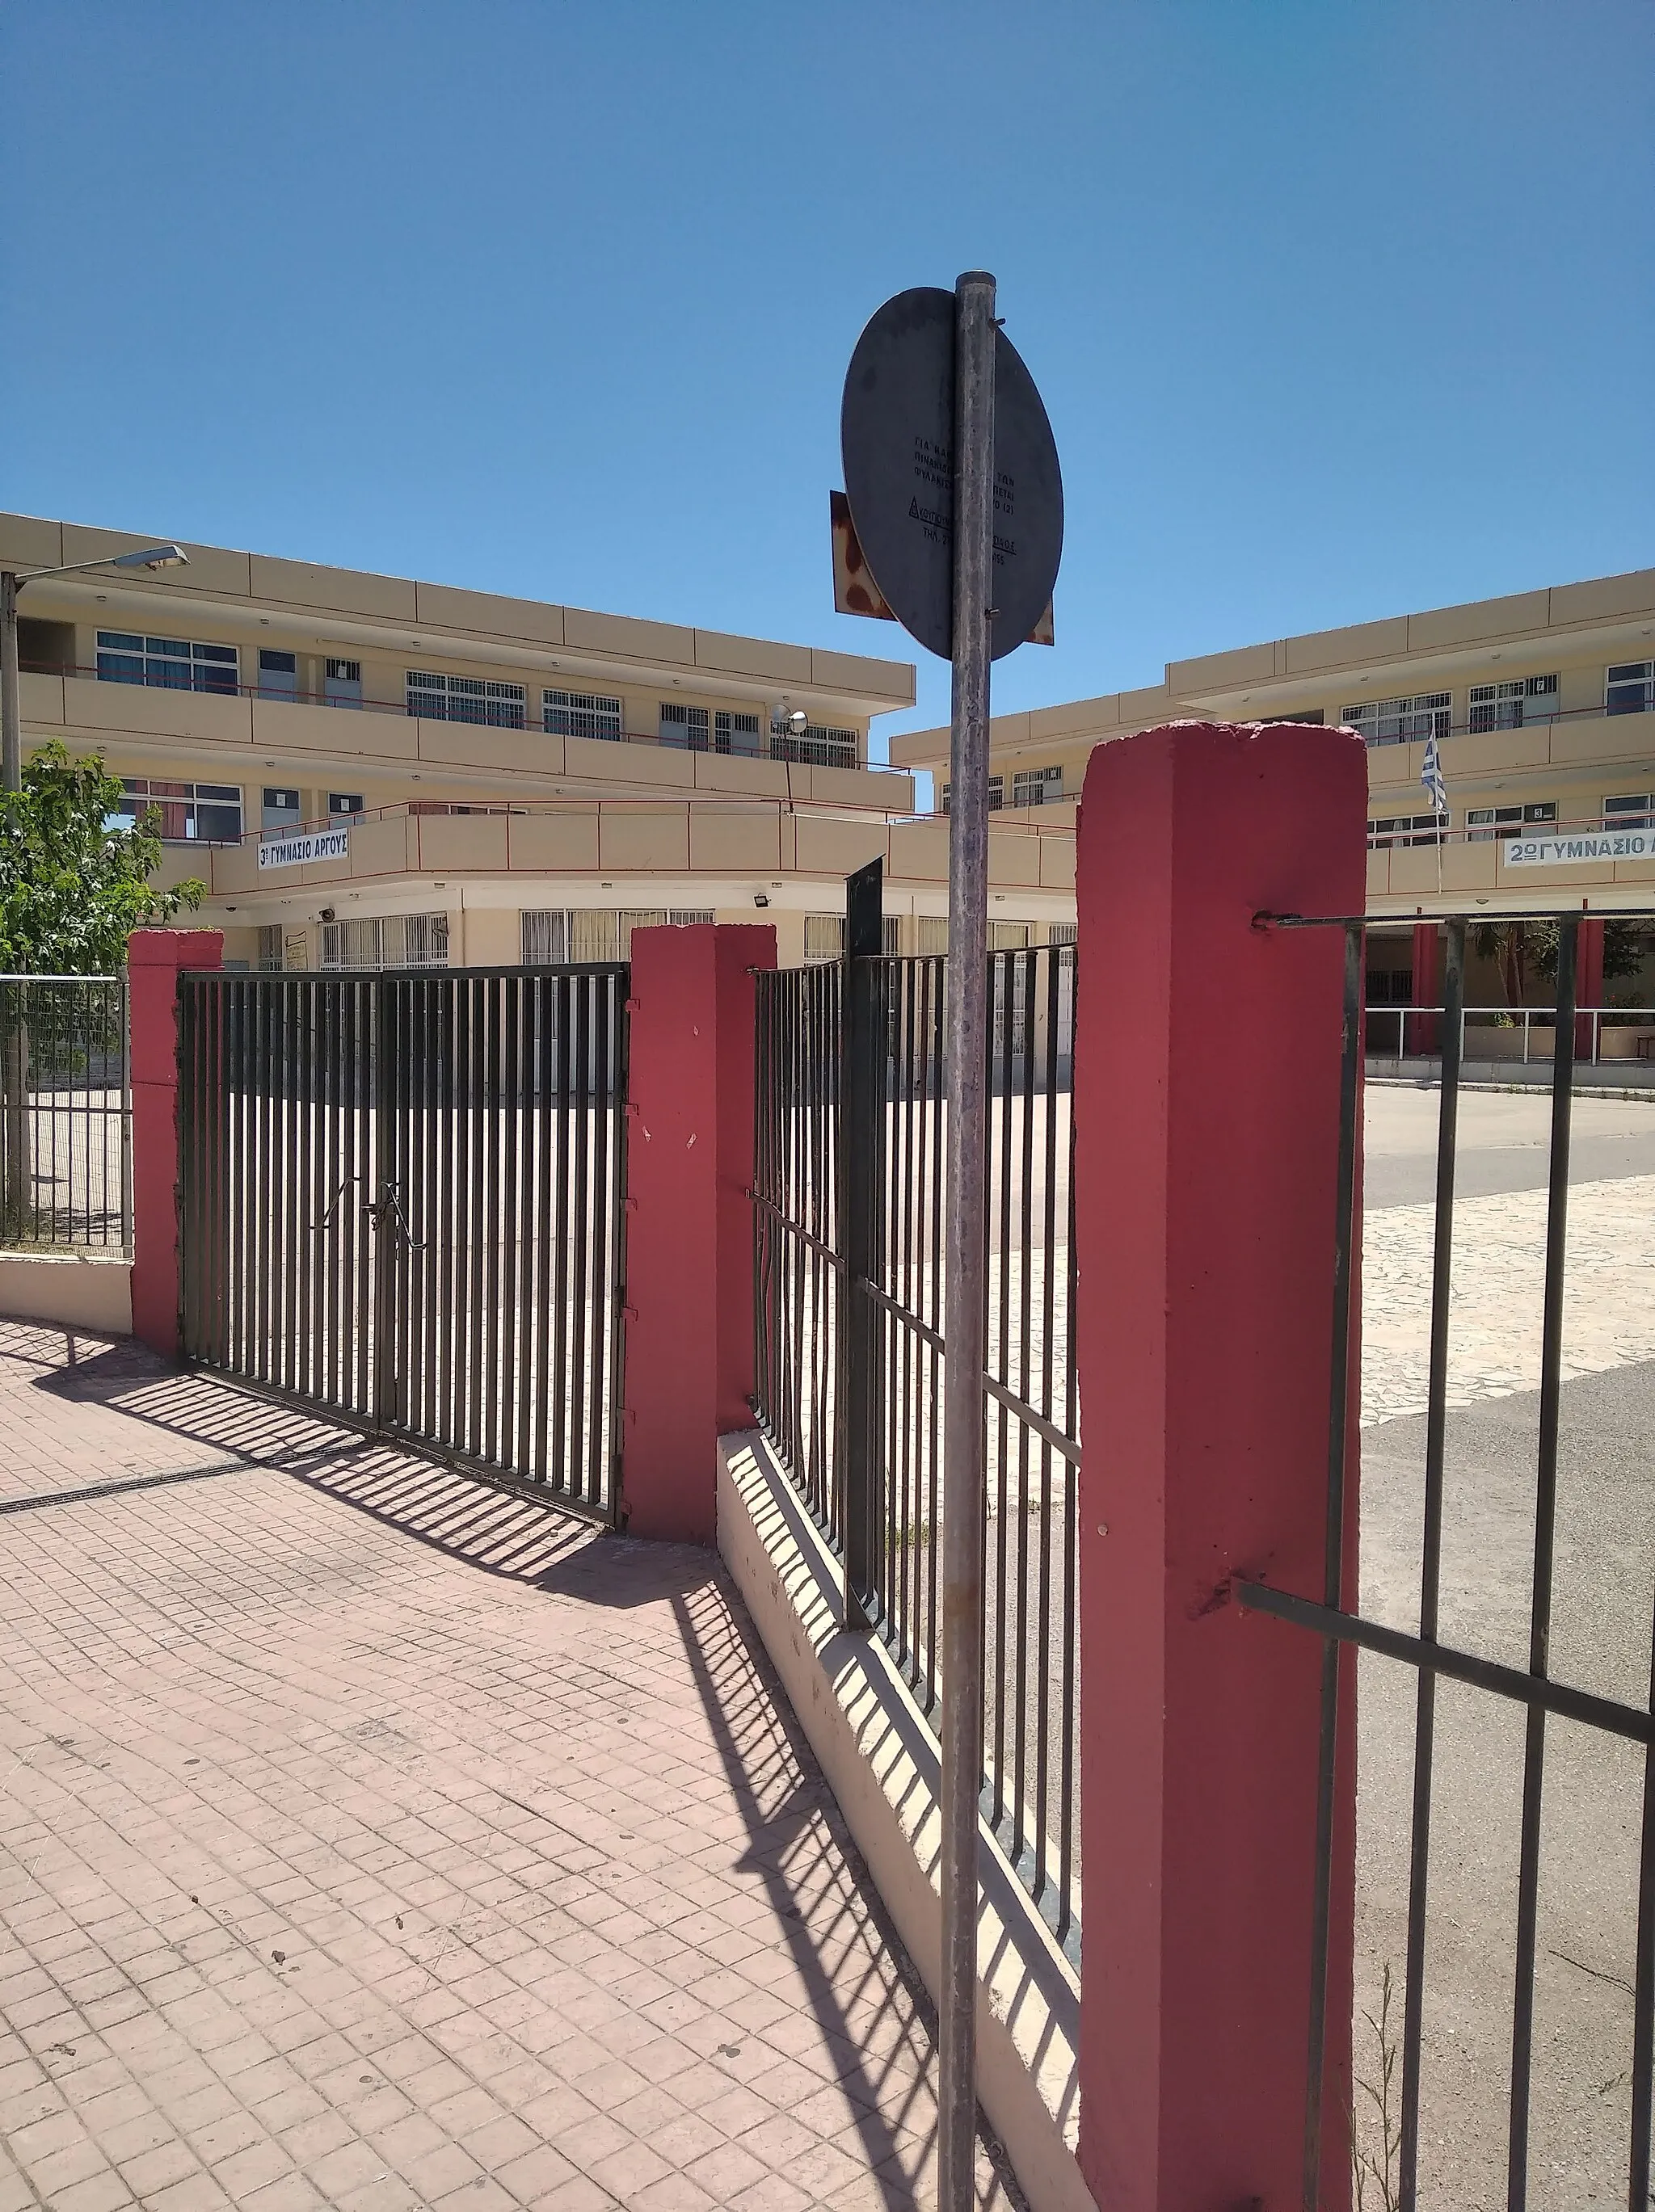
[0,1251,133,1335]
[718,1432,1093,2212]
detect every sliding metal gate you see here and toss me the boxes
[179,965,629,1521]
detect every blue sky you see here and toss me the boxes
[3,1,1652,760]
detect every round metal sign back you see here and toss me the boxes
[840,286,1063,663]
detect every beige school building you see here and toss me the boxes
[6,508,1654,999]
[0,511,1075,974]
[891,561,1655,1007]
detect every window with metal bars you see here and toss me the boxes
[941,777,1004,814]
[324,658,362,708]
[660,703,710,751]
[1011,765,1063,807]
[772,720,858,769]
[1341,692,1451,746]
[804,914,901,962]
[96,631,238,694]
[544,689,622,742]
[715,709,762,755]
[520,908,715,965]
[319,913,449,971]
[805,915,844,963]
[407,669,527,727]
[1468,674,1559,732]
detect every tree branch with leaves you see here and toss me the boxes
[0,742,204,974]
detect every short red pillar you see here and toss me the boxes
[623,923,775,1541]
[1408,918,1442,1055]
[1577,916,1606,1059]
[128,928,221,1358]
[1072,722,1367,2212]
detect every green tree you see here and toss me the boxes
[0,742,204,973]
[1469,917,1649,1006]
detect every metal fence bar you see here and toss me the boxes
[843,858,884,1629]
[1299,921,1364,2212]
[1506,918,1578,2210]
[1397,916,1466,2212]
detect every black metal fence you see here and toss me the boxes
[0,975,131,1251]
[1240,911,1655,2212]
[179,965,629,1520]
[752,896,1080,1956]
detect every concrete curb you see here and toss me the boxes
[718,1429,1094,2212]
[0,1251,133,1333]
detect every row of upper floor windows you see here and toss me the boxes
[1368,789,1655,847]
[939,764,1064,813]
[1262,663,1655,745]
[107,779,566,844]
[85,630,859,767]
[932,663,1655,797]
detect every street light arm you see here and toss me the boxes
[1,544,187,794]
[11,545,189,586]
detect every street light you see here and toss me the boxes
[1,543,189,792]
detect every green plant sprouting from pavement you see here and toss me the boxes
[1348,1960,1402,2212]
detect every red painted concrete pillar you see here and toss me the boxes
[1408,919,1442,1055]
[128,927,221,1358]
[623,923,775,1540]
[1072,721,1367,2212]
[1577,916,1606,1060]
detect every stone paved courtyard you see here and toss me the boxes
[0,1320,1019,2212]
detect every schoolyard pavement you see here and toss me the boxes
[0,1319,1020,2212]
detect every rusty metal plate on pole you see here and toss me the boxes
[840,285,1063,662]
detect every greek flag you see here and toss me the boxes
[1421,726,1447,817]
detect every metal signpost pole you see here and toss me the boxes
[838,273,1057,2206]
[937,267,996,2211]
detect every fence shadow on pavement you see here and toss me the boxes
[11,1319,598,1585]
[668,1580,1029,2210]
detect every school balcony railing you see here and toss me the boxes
[19,656,888,773]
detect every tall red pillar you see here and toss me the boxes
[1072,721,1367,2212]
[622,923,775,1540]
[1408,918,1442,1055]
[128,927,221,1358]
[1577,916,1606,1059]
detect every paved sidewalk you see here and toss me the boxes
[0,1320,1019,2212]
